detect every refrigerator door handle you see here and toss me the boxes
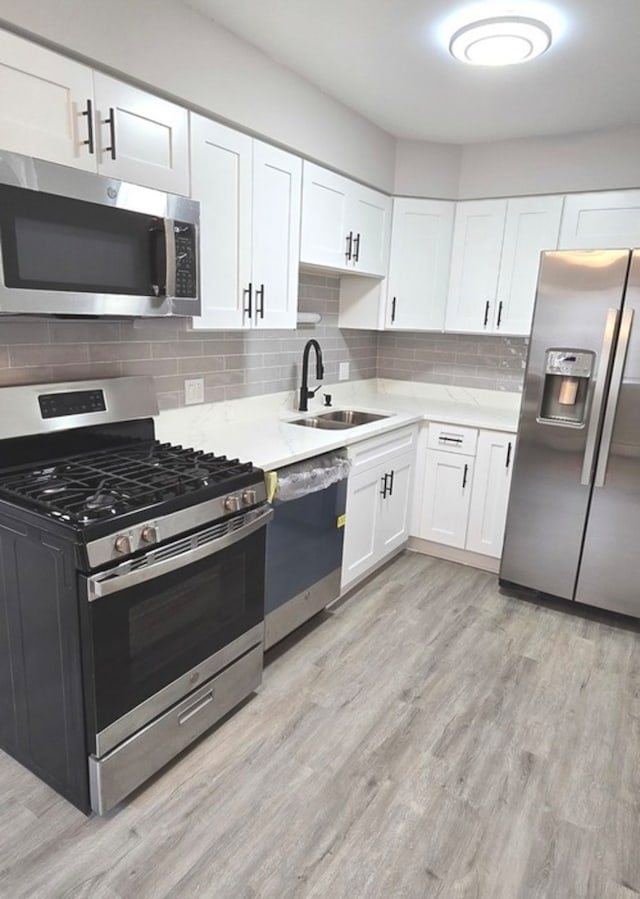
[594,307,634,488]
[580,307,620,486]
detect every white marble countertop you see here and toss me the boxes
[155,379,522,471]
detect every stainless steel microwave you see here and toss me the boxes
[0,151,200,317]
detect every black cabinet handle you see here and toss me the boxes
[391,297,397,323]
[345,232,353,261]
[388,469,394,496]
[380,473,389,498]
[438,436,463,445]
[496,300,503,329]
[353,232,361,262]
[462,463,469,489]
[81,98,95,155]
[506,441,513,469]
[103,107,117,160]
[243,282,253,319]
[256,284,265,319]
[483,300,490,327]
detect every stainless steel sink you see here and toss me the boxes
[288,409,390,430]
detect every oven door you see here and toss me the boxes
[80,506,272,756]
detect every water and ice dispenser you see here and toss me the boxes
[538,349,595,425]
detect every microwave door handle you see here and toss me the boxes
[581,307,619,486]
[594,307,634,488]
[164,218,176,298]
[87,506,274,600]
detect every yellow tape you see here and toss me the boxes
[337,514,346,528]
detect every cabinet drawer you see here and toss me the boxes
[348,425,418,474]
[427,423,477,456]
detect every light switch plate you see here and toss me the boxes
[184,378,204,405]
[339,362,350,381]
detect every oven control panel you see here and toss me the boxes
[39,389,106,419]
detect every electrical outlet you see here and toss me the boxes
[339,362,350,381]
[184,378,204,405]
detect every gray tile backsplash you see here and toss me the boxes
[0,273,527,409]
[377,331,528,392]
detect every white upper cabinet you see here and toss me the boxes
[558,190,640,250]
[190,116,252,330]
[445,199,507,333]
[93,73,189,195]
[300,161,391,277]
[445,196,562,336]
[495,195,564,335]
[191,116,301,331]
[386,198,455,330]
[250,140,301,330]
[0,30,95,171]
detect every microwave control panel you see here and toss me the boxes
[173,221,197,298]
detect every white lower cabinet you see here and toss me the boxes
[414,423,515,560]
[466,430,514,557]
[341,427,417,590]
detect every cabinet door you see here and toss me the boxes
[349,183,392,277]
[495,195,563,336]
[445,199,507,333]
[190,116,252,330]
[386,198,454,330]
[341,467,384,590]
[251,141,301,330]
[378,451,415,554]
[558,191,640,250]
[419,450,474,549]
[0,30,95,171]
[300,162,351,271]
[93,73,189,194]
[466,431,514,557]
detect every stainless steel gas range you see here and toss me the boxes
[0,376,271,814]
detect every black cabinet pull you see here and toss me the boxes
[438,436,463,445]
[243,282,253,319]
[256,284,265,319]
[353,232,361,262]
[345,232,353,261]
[388,469,394,496]
[483,300,490,327]
[462,463,469,489]
[391,297,397,323]
[81,98,95,155]
[496,300,503,329]
[506,441,513,469]
[380,473,389,498]
[103,107,117,160]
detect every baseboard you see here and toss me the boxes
[407,537,500,574]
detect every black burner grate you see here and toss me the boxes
[0,442,255,525]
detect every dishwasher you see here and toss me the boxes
[264,451,350,649]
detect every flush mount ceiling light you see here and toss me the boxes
[449,15,552,66]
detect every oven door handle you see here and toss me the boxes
[87,506,273,600]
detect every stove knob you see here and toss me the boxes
[224,495,241,513]
[140,526,157,544]
[114,535,131,555]
[242,489,257,506]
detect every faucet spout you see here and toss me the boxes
[299,339,324,412]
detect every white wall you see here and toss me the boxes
[0,0,396,192]
[395,127,640,200]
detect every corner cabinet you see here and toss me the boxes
[341,426,418,591]
[385,198,455,330]
[558,190,640,249]
[445,195,563,336]
[300,162,391,277]
[0,29,189,193]
[190,116,301,331]
[413,423,515,561]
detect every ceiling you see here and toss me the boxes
[183,0,640,145]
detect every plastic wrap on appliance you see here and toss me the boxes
[272,451,350,503]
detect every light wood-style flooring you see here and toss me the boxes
[1,552,640,898]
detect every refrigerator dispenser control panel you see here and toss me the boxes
[545,350,594,378]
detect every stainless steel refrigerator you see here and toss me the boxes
[500,249,640,618]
